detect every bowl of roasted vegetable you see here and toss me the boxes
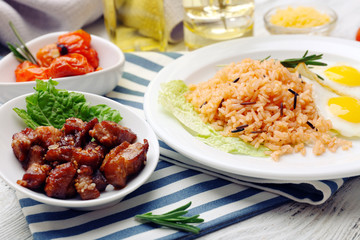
[0,80,159,210]
[0,27,125,103]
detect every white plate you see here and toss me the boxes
[0,92,159,210]
[144,35,360,181]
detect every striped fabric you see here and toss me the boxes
[16,52,349,239]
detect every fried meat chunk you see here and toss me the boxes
[17,145,51,190]
[45,142,106,169]
[12,126,63,163]
[12,128,37,163]
[45,145,78,162]
[100,140,148,189]
[75,165,100,200]
[61,117,99,147]
[78,142,106,168]
[45,162,77,199]
[92,169,108,192]
[89,121,137,148]
[62,117,85,134]
[100,141,129,188]
[35,126,63,148]
[122,140,149,176]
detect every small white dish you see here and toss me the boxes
[0,32,125,103]
[0,92,159,210]
[144,35,360,181]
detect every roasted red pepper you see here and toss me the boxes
[73,47,99,69]
[36,43,60,68]
[57,29,91,52]
[56,29,99,68]
[48,53,94,78]
[15,61,49,82]
[15,29,99,82]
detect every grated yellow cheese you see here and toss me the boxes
[270,6,331,28]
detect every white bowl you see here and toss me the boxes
[0,32,125,103]
[0,92,159,211]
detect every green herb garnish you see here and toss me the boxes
[13,79,122,129]
[279,50,327,68]
[260,55,271,63]
[7,21,38,64]
[260,51,327,68]
[135,202,204,234]
[222,51,326,69]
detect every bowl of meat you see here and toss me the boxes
[0,81,159,210]
[0,29,125,103]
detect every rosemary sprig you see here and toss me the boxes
[260,55,271,62]
[260,51,327,68]
[7,42,27,62]
[7,21,38,65]
[135,202,204,234]
[279,50,327,68]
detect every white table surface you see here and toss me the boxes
[1,0,360,239]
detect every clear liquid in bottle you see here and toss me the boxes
[183,0,254,50]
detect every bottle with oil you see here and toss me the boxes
[183,0,254,50]
[102,0,167,52]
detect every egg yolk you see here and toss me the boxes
[328,96,360,123]
[324,66,360,86]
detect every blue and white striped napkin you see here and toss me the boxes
[16,52,350,240]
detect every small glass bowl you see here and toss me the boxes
[264,5,337,36]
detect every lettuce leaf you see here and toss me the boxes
[13,79,122,129]
[158,80,268,157]
[159,80,212,137]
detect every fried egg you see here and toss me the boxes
[301,64,360,137]
[310,64,360,99]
